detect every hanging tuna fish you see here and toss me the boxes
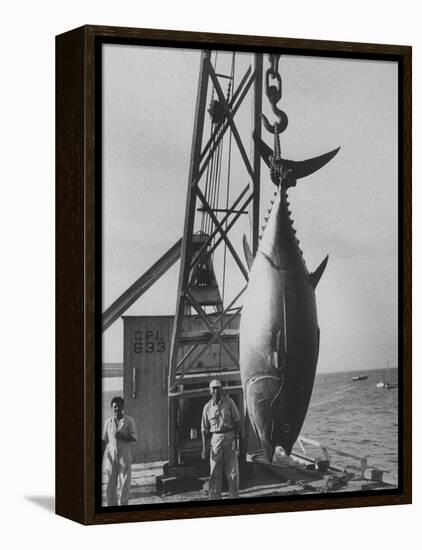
[240,138,339,462]
[239,54,340,461]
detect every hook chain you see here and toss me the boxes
[262,54,288,135]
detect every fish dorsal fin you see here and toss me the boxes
[242,235,254,271]
[309,254,329,289]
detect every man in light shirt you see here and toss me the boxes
[201,379,241,499]
[102,396,137,506]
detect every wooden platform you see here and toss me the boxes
[101,450,397,506]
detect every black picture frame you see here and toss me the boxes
[56,25,412,525]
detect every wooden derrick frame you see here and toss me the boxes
[168,51,262,388]
[167,50,263,465]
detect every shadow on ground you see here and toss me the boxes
[25,496,55,513]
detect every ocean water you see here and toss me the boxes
[298,368,399,475]
[102,367,399,476]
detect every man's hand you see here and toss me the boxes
[115,430,125,441]
[201,431,207,460]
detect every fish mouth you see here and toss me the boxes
[245,374,283,462]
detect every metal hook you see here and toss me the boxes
[261,105,288,134]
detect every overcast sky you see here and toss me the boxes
[102,44,398,374]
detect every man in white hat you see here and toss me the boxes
[201,379,241,499]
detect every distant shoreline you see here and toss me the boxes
[102,364,397,378]
[102,363,123,377]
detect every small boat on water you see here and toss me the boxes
[376,378,398,389]
[376,381,398,389]
[376,361,398,389]
[352,375,368,381]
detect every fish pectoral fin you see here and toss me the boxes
[268,329,287,371]
[309,254,329,289]
[276,328,287,370]
[267,350,279,370]
[242,234,255,271]
[275,289,288,369]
